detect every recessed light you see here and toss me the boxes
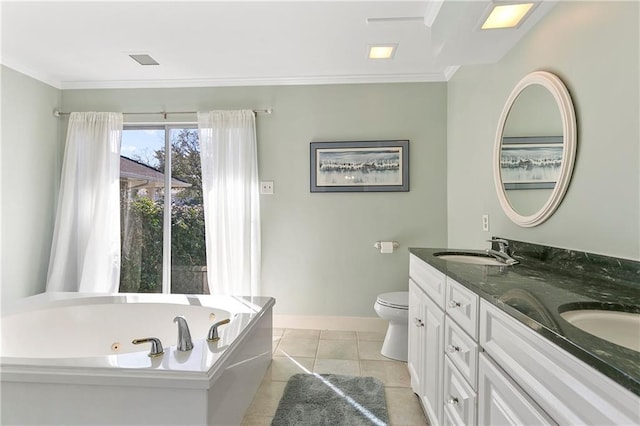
[129,54,159,66]
[368,44,397,60]
[481,3,535,30]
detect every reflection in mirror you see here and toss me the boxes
[501,85,562,216]
[493,71,576,227]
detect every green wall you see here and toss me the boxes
[447,1,639,260]
[2,0,637,312]
[60,83,448,316]
[1,65,61,304]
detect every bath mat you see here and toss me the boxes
[271,373,389,426]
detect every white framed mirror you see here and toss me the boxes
[493,71,577,227]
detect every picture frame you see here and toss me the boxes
[500,136,563,190]
[310,140,409,192]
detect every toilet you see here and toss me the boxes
[374,291,409,362]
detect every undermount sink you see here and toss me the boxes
[560,309,640,352]
[433,251,507,266]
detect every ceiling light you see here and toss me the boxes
[368,44,397,60]
[129,54,159,66]
[481,3,535,30]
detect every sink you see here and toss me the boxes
[433,251,507,266]
[560,309,640,352]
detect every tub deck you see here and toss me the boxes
[1,292,275,425]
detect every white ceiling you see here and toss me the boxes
[0,1,557,89]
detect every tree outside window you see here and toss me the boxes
[119,127,207,294]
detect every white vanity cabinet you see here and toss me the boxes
[477,352,555,426]
[480,300,640,425]
[409,254,480,426]
[409,254,446,426]
[442,278,479,425]
[407,253,639,426]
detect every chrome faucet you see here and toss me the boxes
[173,315,194,351]
[486,238,519,265]
[489,238,511,255]
[207,318,231,342]
[132,337,164,357]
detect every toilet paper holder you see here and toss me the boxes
[373,241,399,253]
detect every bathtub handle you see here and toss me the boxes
[207,318,231,342]
[132,337,164,357]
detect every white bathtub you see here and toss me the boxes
[1,292,275,425]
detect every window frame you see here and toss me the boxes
[121,122,199,294]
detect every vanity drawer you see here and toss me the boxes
[445,316,478,390]
[410,254,446,309]
[444,356,477,426]
[445,278,479,339]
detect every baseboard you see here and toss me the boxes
[273,314,388,333]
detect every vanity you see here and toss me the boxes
[408,240,639,426]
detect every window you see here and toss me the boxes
[119,125,207,294]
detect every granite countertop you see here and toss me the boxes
[409,240,640,396]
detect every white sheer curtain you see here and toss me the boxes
[46,112,123,293]
[198,110,261,296]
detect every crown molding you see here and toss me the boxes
[0,57,62,89]
[59,72,449,90]
[1,57,452,90]
[423,0,445,27]
[443,65,461,80]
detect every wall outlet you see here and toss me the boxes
[260,181,274,195]
[482,214,490,232]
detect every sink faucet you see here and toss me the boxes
[488,237,511,255]
[173,315,194,351]
[486,238,519,265]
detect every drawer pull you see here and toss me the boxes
[449,300,462,308]
[447,344,461,353]
[447,396,459,405]
[414,318,424,327]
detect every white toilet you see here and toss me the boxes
[374,291,409,362]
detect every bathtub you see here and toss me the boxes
[1,292,275,425]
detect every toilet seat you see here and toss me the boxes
[376,291,408,310]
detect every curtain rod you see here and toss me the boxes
[53,108,272,118]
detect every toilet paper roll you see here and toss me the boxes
[380,241,394,254]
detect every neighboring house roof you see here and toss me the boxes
[120,156,191,189]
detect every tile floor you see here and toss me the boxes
[241,328,428,425]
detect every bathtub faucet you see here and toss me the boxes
[173,315,194,351]
[207,318,231,342]
[132,337,164,357]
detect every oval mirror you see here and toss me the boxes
[493,71,577,227]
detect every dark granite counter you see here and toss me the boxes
[409,239,640,396]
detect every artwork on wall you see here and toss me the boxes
[500,136,563,190]
[310,140,409,192]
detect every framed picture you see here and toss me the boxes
[310,140,409,192]
[500,136,563,190]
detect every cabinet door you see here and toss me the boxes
[478,353,555,426]
[408,279,424,393]
[480,301,640,425]
[410,254,446,309]
[422,289,445,426]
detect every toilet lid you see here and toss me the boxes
[377,291,409,309]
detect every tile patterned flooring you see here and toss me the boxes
[241,328,428,425]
